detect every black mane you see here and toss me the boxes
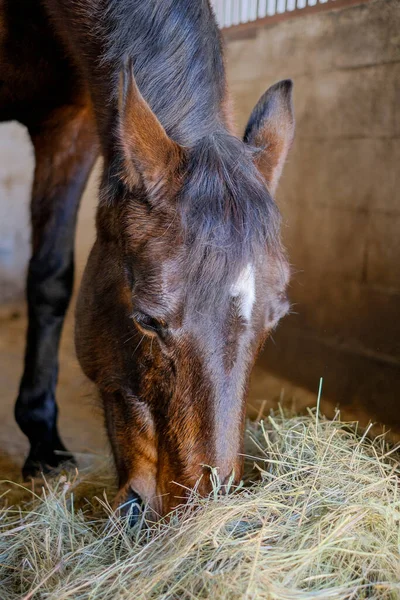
[102,0,226,146]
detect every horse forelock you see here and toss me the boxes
[177,132,282,312]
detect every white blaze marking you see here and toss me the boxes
[231,263,255,321]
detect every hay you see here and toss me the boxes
[1,409,400,600]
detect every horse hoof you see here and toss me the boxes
[22,446,77,480]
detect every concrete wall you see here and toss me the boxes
[225,0,400,426]
[0,122,98,308]
[0,123,33,304]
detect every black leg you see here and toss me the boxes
[15,104,97,478]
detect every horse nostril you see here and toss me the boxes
[119,488,143,527]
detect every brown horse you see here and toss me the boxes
[1,0,294,517]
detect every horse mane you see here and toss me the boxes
[101,0,226,147]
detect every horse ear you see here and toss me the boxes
[118,61,184,194]
[244,80,295,195]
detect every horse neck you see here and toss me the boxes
[44,0,232,151]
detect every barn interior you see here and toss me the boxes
[1,1,400,598]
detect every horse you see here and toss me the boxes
[1,0,294,517]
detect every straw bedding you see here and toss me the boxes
[1,409,400,600]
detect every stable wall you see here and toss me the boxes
[0,123,98,307]
[224,0,400,426]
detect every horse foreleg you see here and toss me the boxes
[15,103,97,479]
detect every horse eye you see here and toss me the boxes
[132,312,166,336]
